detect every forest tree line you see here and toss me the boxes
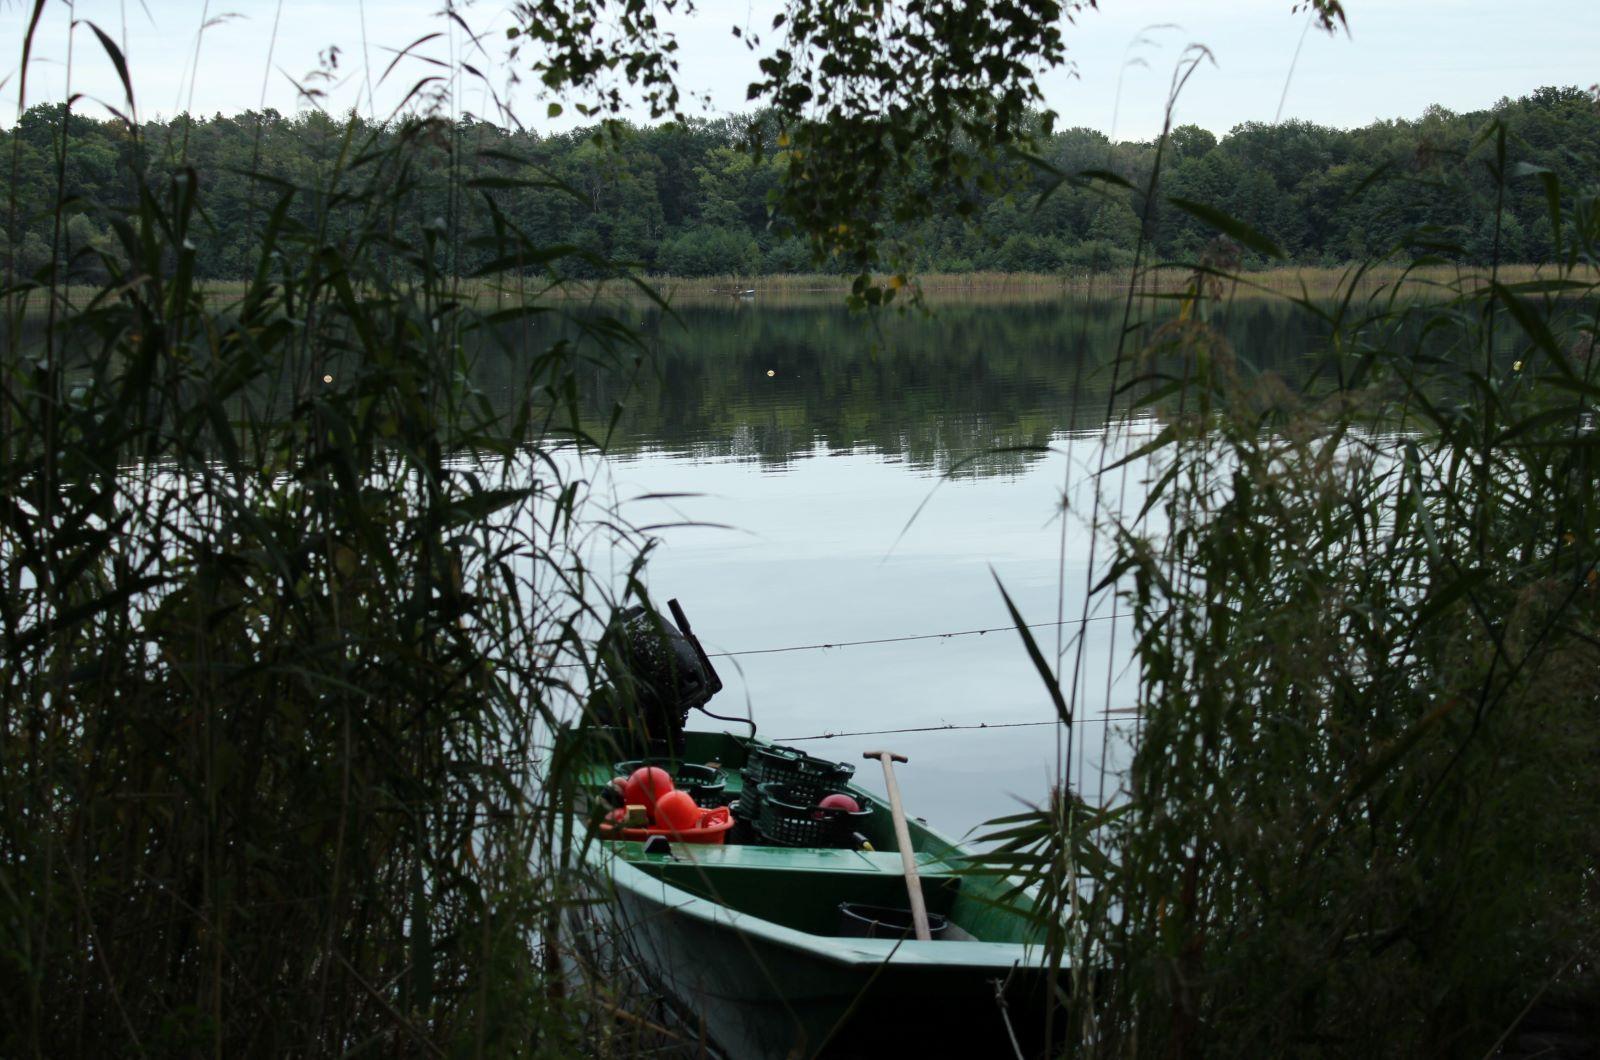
[4,84,1598,281]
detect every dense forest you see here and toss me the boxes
[4,85,1598,281]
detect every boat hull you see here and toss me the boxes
[561,727,1064,1058]
[570,850,1058,1059]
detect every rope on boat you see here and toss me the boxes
[773,710,1143,743]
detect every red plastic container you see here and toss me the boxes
[596,805,734,845]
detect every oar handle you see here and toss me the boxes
[864,750,932,942]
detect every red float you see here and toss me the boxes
[654,789,703,832]
[816,793,861,813]
[622,766,674,814]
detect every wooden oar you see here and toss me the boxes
[863,750,932,941]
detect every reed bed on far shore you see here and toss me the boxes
[13,264,1587,321]
[480,262,1590,306]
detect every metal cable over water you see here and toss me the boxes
[704,609,1141,659]
[773,712,1143,743]
[546,609,1144,668]
[560,609,1155,737]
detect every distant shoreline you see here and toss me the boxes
[14,264,1580,316]
[515,263,1578,304]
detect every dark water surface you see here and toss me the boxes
[563,294,1325,837]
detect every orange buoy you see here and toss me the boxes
[654,789,702,832]
[623,766,674,817]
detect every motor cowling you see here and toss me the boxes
[592,601,722,753]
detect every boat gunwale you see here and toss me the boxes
[585,821,1058,971]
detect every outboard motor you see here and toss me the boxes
[592,599,723,757]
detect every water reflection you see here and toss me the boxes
[593,423,1155,838]
[487,294,1328,475]
[512,295,1325,833]
[21,292,1323,836]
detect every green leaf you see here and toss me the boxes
[1167,196,1284,258]
[446,488,532,528]
[1491,281,1565,366]
[80,20,134,108]
[1075,168,1135,191]
[992,570,1071,726]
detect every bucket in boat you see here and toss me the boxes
[596,805,734,845]
[836,902,950,939]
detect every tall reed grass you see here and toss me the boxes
[0,10,679,1056]
[975,74,1600,1057]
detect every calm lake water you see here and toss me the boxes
[22,290,1324,837]
[551,293,1326,837]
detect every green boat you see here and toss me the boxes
[558,602,1063,1059]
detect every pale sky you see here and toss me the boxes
[6,0,1598,140]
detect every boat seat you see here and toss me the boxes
[626,843,963,936]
